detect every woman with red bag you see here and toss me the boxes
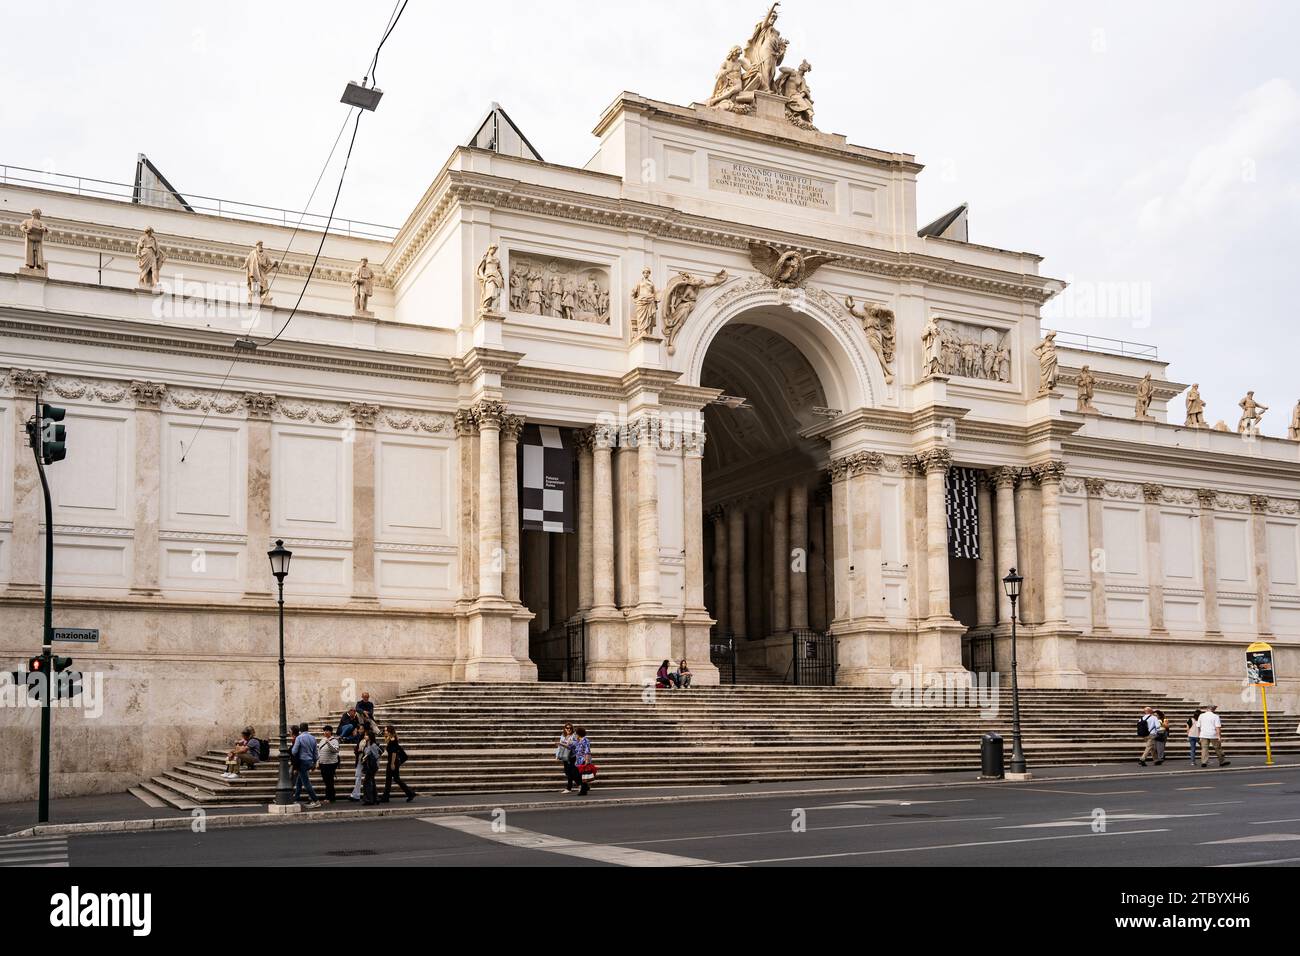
[573,727,595,796]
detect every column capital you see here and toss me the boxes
[916,447,953,475]
[573,426,595,453]
[1196,488,1218,509]
[8,368,48,398]
[454,408,479,437]
[682,429,707,458]
[1033,460,1068,486]
[500,414,525,441]
[348,402,381,430]
[1250,494,1271,514]
[592,422,619,450]
[706,504,727,524]
[847,451,883,476]
[243,392,276,420]
[1142,482,1164,503]
[470,399,506,429]
[130,380,167,409]
[989,465,1020,489]
[1084,477,1107,497]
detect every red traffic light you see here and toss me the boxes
[27,656,44,672]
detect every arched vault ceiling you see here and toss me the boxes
[701,323,829,488]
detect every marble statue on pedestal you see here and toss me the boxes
[631,268,660,338]
[19,208,51,273]
[135,226,165,289]
[1237,391,1268,434]
[776,60,815,129]
[1184,383,1206,428]
[742,3,787,92]
[1289,401,1300,441]
[1134,372,1155,421]
[921,316,944,378]
[351,258,375,314]
[1076,365,1097,413]
[245,241,278,306]
[1033,331,1059,393]
[662,269,728,354]
[475,244,504,316]
[708,46,756,114]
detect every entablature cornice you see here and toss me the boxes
[1062,434,1300,485]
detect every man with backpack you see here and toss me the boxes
[290,722,323,809]
[1137,706,1162,766]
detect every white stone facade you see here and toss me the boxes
[1,81,1296,800]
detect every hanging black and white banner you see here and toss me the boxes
[519,424,574,533]
[945,465,980,559]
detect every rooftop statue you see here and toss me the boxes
[742,3,787,93]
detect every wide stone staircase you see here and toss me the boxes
[132,682,1297,809]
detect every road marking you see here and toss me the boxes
[421,815,718,867]
[1244,782,1284,787]
[1177,786,1214,791]
[1192,800,1245,807]
[1018,788,1147,796]
[619,816,1005,848]
[813,798,974,810]
[997,812,1217,830]
[1249,818,1300,826]
[1217,856,1300,867]
[0,837,68,867]
[715,828,1172,865]
[1201,833,1300,846]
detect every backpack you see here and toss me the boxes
[249,738,263,760]
[1137,718,1150,738]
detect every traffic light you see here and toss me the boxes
[26,655,44,674]
[51,655,80,699]
[39,403,67,465]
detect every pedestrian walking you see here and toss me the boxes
[290,722,322,808]
[1185,708,1202,765]
[556,722,578,793]
[381,725,417,803]
[573,726,593,797]
[1197,704,1230,768]
[361,730,382,805]
[1137,706,1161,766]
[1152,709,1169,764]
[317,725,341,803]
[344,721,366,802]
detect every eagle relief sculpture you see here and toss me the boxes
[748,241,838,289]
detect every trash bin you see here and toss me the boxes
[980,732,1004,779]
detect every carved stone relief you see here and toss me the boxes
[508,252,610,325]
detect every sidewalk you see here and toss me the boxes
[4,755,1296,839]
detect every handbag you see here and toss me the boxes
[555,746,569,761]
[578,762,597,783]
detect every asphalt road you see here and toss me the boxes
[17,765,1300,868]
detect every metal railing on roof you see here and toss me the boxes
[1044,329,1158,360]
[0,163,398,241]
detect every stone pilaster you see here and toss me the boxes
[474,400,505,600]
[1036,461,1069,627]
[242,392,276,600]
[634,415,662,610]
[788,482,809,630]
[348,402,380,603]
[991,466,1020,624]
[974,471,996,629]
[1142,482,1166,632]
[829,457,853,626]
[1085,478,1109,632]
[1250,495,1273,636]
[454,409,480,602]
[709,506,729,634]
[682,431,707,613]
[1014,468,1043,623]
[575,428,595,612]
[590,424,617,610]
[129,381,166,595]
[499,414,524,605]
[917,448,954,622]
[8,369,47,592]
[1197,489,1221,634]
[771,483,790,634]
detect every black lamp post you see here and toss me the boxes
[268,539,294,808]
[1002,568,1027,776]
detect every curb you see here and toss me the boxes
[7,759,1299,839]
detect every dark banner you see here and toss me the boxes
[519,424,574,533]
[946,465,980,559]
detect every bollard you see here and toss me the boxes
[980,731,1004,779]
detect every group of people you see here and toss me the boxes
[1139,704,1229,768]
[655,659,693,690]
[554,722,595,795]
[221,691,417,809]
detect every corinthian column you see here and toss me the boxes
[918,448,953,621]
[474,400,506,600]
[348,402,380,602]
[1197,489,1221,634]
[974,472,996,629]
[500,414,524,604]
[709,507,729,633]
[1251,495,1273,635]
[634,415,662,609]
[575,429,594,612]
[771,486,789,634]
[682,430,707,612]
[590,424,617,610]
[1142,481,1166,632]
[788,482,809,630]
[1036,460,1068,626]
[1085,478,1109,632]
[991,466,1019,624]
[728,504,745,638]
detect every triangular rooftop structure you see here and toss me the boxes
[467,103,543,162]
[132,153,193,212]
[918,203,968,241]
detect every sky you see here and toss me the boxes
[4,0,1299,433]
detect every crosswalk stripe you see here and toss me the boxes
[0,837,69,867]
[422,815,719,867]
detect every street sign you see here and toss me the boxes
[52,628,99,644]
[1246,641,1275,687]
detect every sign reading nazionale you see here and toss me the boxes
[708,157,835,211]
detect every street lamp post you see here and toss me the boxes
[267,540,295,810]
[1002,568,1028,777]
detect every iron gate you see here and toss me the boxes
[964,631,995,675]
[709,630,737,685]
[564,618,586,683]
[791,629,836,686]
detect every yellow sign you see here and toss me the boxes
[1246,641,1275,766]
